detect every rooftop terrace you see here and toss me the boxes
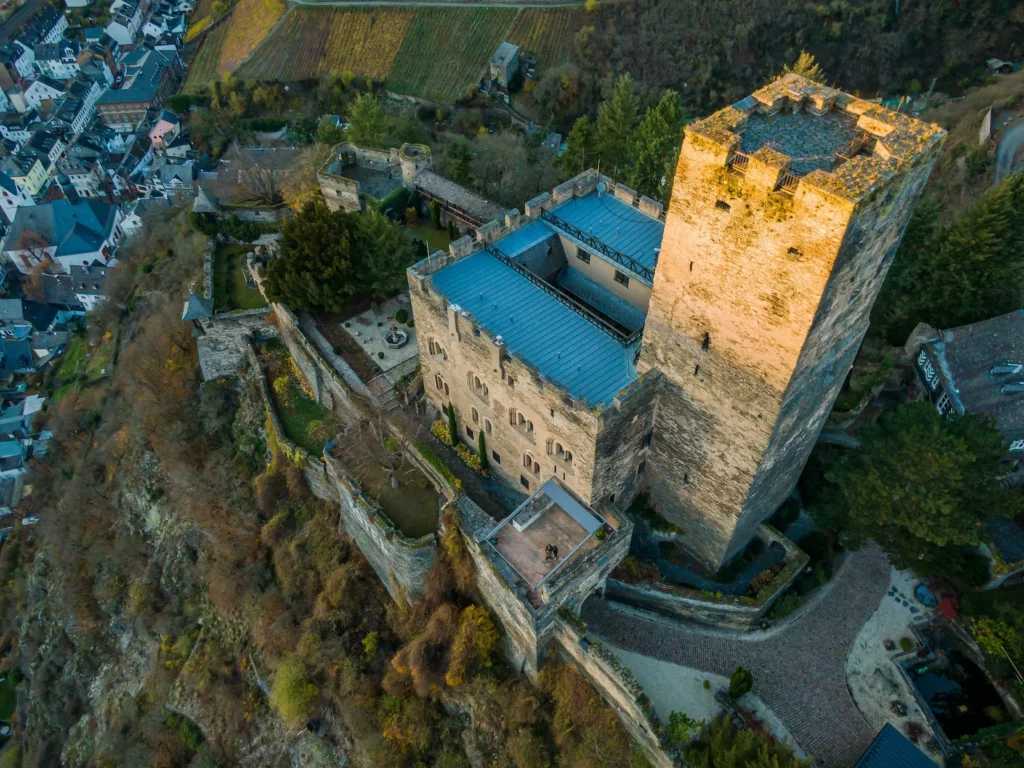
[687,73,945,203]
[484,478,604,593]
[739,109,861,176]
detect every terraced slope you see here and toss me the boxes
[191,5,583,102]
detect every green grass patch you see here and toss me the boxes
[405,222,451,255]
[263,344,335,455]
[213,245,267,312]
[84,338,113,382]
[55,337,88,381]
[0,670,22,720]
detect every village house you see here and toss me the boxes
[96,47,181,132]
[19,7,69,48]
[33,40,81,81]
[46,78,103,137]
[1,153,48,197]
[105,0,144,47]
[18,76,66,112]
[41,263,112,311]
[911,310,1024,462]
[77,35,121,88]
[0,171,34,223]
[1,198,125,274]
[489,42,520,88]
[147,108,179,150]
[0,42,35,84]
[0,110,41,148]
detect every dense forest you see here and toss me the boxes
[532,0,1023,124]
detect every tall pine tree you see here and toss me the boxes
[625,89,683,200]
[595,74,638,174]
[557,116,596,177]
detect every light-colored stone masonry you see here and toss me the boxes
[639,73,945,568]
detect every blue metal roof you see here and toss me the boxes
[495,218,557,258]
[854,725,934,768]
[548,193,663,273]
[430,250,638,406]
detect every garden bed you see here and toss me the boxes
[309,308,384,383]
[260,340,338,455]
[213,244,267,312]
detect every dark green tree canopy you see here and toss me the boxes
[875,172,1024,343]
[595,74,639,173]
[264,199,416,311]
[810,402,1019,581]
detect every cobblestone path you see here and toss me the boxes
[580,546,891,767]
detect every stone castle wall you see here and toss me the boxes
[639,90,944,568]
[552,620,672,768]
[325,451,437,601]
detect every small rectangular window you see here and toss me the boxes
[492,450,501,464]
[576,250,590,264]
[641,432,652,448]
[614,270,630,287]
[637,460,646,476]
[507,376,515,390]
[520,475,530,490]
[715,200,731,211]
[466,426,474,439]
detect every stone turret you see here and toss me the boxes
[398,143,432,189]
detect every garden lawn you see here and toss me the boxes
[54,337,88,381]
[213,245,267,312]
[405,222,451,254]
[262,342,335,455]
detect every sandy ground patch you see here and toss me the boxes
[608,642,807,758]
[845,566,943,764]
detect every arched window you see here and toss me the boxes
[428,339,448,361]
[469,372,489,401]
[524,452,540,475]
[484,419,492,435]
[471,407,479,424]
[434,374,444,391]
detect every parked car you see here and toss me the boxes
[19,516,38,526]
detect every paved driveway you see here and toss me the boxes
[581,545,892,767]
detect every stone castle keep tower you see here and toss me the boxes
[639,74,945,567]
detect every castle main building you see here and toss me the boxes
[409,74,945,569]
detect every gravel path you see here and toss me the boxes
[581,545,892,767]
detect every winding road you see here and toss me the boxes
[995,120,1024,184]
[581,545,892,767]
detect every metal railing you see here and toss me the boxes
[482,242,639,347]
[727,152,750,173]
[778,173,800,194]
[540,209,655,284]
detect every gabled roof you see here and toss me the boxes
[854,725,934,768]
[4,199,119,258]
[192,186,219,213]
[0,171,20,195]
[0,299,24,322]
[490,41,519,68]
[155,108,179,126]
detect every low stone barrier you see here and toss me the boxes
[607,524,808,630]
[323,447,437,601]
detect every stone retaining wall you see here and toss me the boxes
[221,205,293,224]
[324,449,437,601]
[607,524,808,629]
[553,619,674,768]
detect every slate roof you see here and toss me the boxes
[986,517,1024,565]
[0,172,19,196]
[429,249,639,406]
[1,338,33,373]
[854,725,934,768]
[192,186,219,213]
[547,193,664,277]
[5,199,118,259]
[490,41,519,68]
[155,108,179,125]
[21,300,57,331]
[0,299,23,323]
[182,291,213,320]
[922,310,1024,448]
[98,49,173,106]
[415,169,504,225]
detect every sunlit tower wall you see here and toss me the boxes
[638,74,945,569]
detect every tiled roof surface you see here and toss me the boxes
[854,725,934,768]
[430,249,638,406]
[547,193,663,273]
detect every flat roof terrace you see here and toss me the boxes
[485,478,603,593]
[739,109,862,175]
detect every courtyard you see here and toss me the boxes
[337,294,418,380]
[213,244,267,312]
